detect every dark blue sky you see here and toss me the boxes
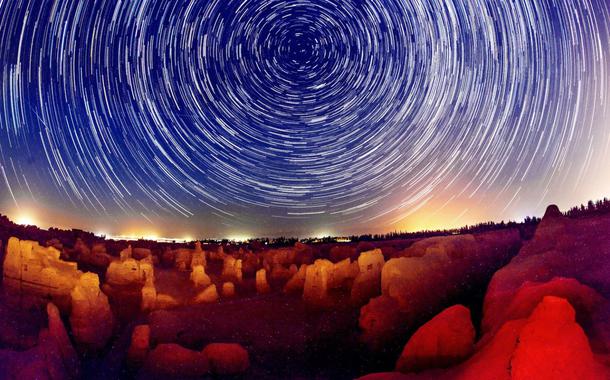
[1,0,609,239]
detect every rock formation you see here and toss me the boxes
[127,324,150,365]
[395,305,475,373]
[294,241,315,265]
[82,242,112,269]
[303,259,334,307]
[270,263,296,283]
[483,206,610,353]
[222,282,236,297]
[190,264,211,288]
[174,248,193,271]
[0,303,79,379]
[3,237,82,310]
[360,229,521,347]
[193,284,219,304]
[329,257,358,289]
[256,268,271,294]
[202,343,250,375]
[70,272,114,350]
[190,242,206,268]
[142,343,209,378]
[359,297,610,380]
[351,249,385,305]
[131,248,150,260]
[284,264,308,294]
[222,256,243,282]
[104,252,156,319]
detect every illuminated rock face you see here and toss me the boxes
[174,249,193,271]
[82,242,112,269]
[190,265,212,288]
[329,258,358,289]
[284,264,308,294]
[263,248,296,268]
[106,258,146,287]
[303,259,334,306]
[155,294,180,310]
[141,280,158,312]
[360,230,521,346]
[222,282,236,297]
[360,297,610,380]
[127,324,150,365]
[256,269,271,294]
[193,284,219,304]
[351,249,385,305]
[395,305,475,373]
[270,263,296,283]
[483,209,610,353]
[3,237,82,310]
[70,273,114,351]
[190,242,206,268]
[222,256,243,282]
[104,251,156,317]
[459,296,609,380]
[510,296,607,379]
[140,258,157,311]
[482,277,608,346]
[203,343,250,375]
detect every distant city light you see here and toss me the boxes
[15,213,37,226]
[227,235,250,243]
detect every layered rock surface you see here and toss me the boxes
[360,229,521,347]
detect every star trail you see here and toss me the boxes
[1,0,609,238]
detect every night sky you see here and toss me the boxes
[1,0,609,239]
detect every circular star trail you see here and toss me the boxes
[1,0,609,237]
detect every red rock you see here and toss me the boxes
[330,245,357,262]
[360,230,521,347]
[142,343,209,378]
[395,305,475,373]
[510,296,608,380]
[127,324,150,365]
[294,241,315,265]
[47,303,79,377]
[361,296,610,380]
[483,208,610,354]
[481,277,606,344]
[0,302,79,379]
[359,295,405,349]
[202,343,250,375]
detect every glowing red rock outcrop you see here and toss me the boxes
[359,297,610,380]
[483,206,610,353]
[360,229,521,347]
[395,305,475,373]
